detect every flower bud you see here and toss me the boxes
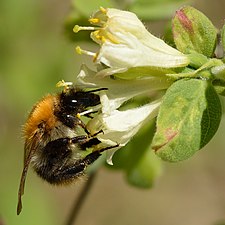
[173,6,217,57]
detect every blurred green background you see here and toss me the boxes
[1,0,225,225]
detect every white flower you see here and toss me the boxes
[74,7,189,75]
[73,8,190,163]
[76,65,164,163]
[77,65,171,111]
[86,95,161,164]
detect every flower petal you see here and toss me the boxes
[90,8,189,69]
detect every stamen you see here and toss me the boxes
[78,109,94,116]
[76,113,81,119]
[94,34,105,43]
[93,52,99,62]
[92,29,119,44]
[73,25,97,33]
[95,34,101,40]
[56,80,73,88]
[101,36,106,43]
[79,105,101,116]
[75,46,97,57]
[100,6,107,14]
[89,18,100,24]
[105,32,120,44]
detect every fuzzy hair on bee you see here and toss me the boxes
[17,84,115,215]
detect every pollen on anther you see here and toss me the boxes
[100,6,107,14]
[106,32,120,44]
[56,80,73,88]
[75,46,83,55]
[73,25,81,33]
[101,36,106,43]
[77,113,81,119]
[93,52,99,62]
[75,46,96,58]
[89,18,100,24]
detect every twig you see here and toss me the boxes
[65,172,97,225]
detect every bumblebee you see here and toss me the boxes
[17,83,114,215]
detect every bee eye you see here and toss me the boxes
[61,97,79,112]
[68,99,79,109]
[69,99,78,107]
[69,99,79,108]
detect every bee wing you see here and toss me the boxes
[17,135,40,215]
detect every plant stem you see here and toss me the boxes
[65,172,97,225]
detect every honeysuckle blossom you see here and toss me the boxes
[76,65,166,163]
[74,7,189,76]
[73,8,190,163]
[77,65,172,112]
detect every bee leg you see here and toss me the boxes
[76,120,104,138]
[98,143,120,153]
[58,151,102,177]
[48,136,88,149]
[83,112,96,119]
[36,137,119,184]
[53,150,106,181]
[76,118,91,136]
[85,87,108,93]
[92,129,104,136]
[79,137,101,149]
[39,141,101,183]
[57,113,91,135]
[34,136,88,183]
[39,151,101,185]
[59,143,120,178]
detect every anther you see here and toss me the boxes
[100,7,107,14]
[56,80,73,88]
[75,46,97,58]
[93,52,99,62]
[77,113,81,119]
[73,25,97,33]
[88,18,100,24]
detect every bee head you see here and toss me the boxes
[59,88,100,113]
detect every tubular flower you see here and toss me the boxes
[76,65,165,163]
[74,7,189,74]
[73,8,190,163]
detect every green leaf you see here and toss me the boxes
[212,79,225,96]
[151,79,222,162]
[211,64,225,82]
[221,24,225,54]
[173,6,217,57]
